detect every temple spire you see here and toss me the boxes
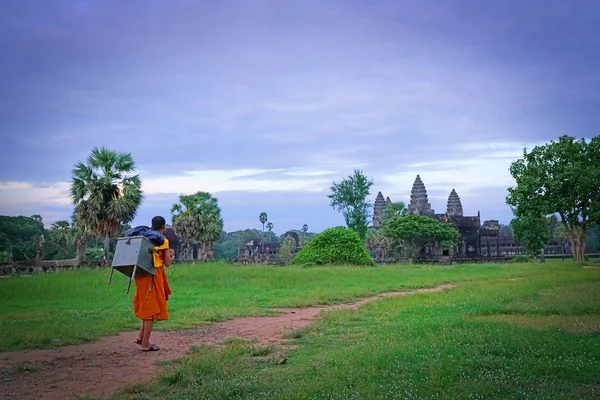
[447,189,463,216]
[372,191,387,228]
[408,175,434,216]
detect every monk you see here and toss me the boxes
[133,216,173,352]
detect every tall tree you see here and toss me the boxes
[259,212,268,232]
[506,135,600,261]
[266,222,274,232]
[172,191,224,260]
[328,169,374,241]
[70,146,143,263]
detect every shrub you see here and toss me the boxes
[291,226,374,266]
[509,255,533,263]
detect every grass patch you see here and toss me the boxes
[0,260,583,352]
[110,264,600,400]
[471,314,600,333]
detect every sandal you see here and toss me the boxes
[135,339,142,345]
[140,344,160,352]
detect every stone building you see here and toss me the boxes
[371,174,567,260]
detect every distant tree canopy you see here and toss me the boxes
[328,170,374,242]
[0,215,45,261]
[70,146,143,262]
[381,214,460,261]
[506,135,600,261]
[291,226,374,266]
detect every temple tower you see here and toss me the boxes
[372,191,387,228]
[408,175,435,216]
[446,189,463,216]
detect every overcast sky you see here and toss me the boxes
[1,0,599,234]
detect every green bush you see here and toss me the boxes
[291,226,374,266]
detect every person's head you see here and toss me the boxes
[151,216,167,233]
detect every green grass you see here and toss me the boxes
[108,263,600,400]
[0,260,585,352]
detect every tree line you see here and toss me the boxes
[0,146,315,263]
[1,134,598,264]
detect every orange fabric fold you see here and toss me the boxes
[132,238,171,321]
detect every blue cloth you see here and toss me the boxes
[124,225,166,246]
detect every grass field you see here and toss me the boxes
[0,260,587,352]
[2,261,600,399]
[102,261,599,400]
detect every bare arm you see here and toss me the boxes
[163,248,173,267]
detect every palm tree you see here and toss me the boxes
[70,147,143,264]
[302,224,308,233]
[69,213,94,265]
[259,212,268,232]
[266,222,274,232]
[172,191,224,260]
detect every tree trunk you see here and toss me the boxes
[103,234,110,266]
[569,228,587,262]
[76,240,86,267]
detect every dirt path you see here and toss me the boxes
[0,284,454,400]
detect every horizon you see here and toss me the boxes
[2,1,599,233]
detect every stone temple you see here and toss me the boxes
[371,174,538,260]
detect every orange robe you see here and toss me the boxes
[133,238,172,321]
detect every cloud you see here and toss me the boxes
[0,181,72,206]
[1,0,598,231]
[141,167,333,195]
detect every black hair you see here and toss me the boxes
[151,216,166,230]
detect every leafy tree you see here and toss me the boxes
[509,215,551,258]
[553,222,571,260]
[587,224,600,253]
[259,212,268,232]
[381,215,460,261]
[0,215,46,261]
[278,237,296,263]
[328,169,374,241]
[172,191,224,260]
[266,222,274,232]
[44,220,77,260]
[506,135,600,261]
[291,226,374,266]
[70,146,143,263]
[500,224,512,236]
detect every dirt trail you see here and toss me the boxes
[0,284,454,400]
